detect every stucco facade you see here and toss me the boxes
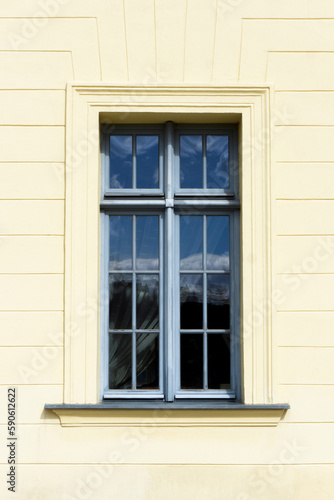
[1,1,334,498]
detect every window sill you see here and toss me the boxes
[45,402,289,427]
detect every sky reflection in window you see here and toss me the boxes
[180,135,203,188]
[136,135,159,189]
[110,135,132,189]
[207,135,229,189]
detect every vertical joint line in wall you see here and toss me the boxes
[182,0,189,82]
[211,0,219,82]
[70,51,75,80]
[95,17,103,80]
[237,18,244,82]
[123,0,130,81]
[153,0,158,82]
[264,52,270,82]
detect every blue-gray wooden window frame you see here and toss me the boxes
[100,122,241,402]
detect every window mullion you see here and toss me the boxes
[203,215,208,390]
[203,134,207,190]
[165,121,175,401]
[132,215,136,390]
[132,135,136,189]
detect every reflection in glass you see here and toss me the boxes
[207,275,230,330]
[181,334,203,389]
[136,136,159,189]
[109,274,132,330]
[180,275,203,329]
[110,135,132,189]
[206,135,229,189]
[136,333,159,389]
[180,135,203,188]
[136,275,159,330]
[109,216,132,271]
[136,216,159,270]
[180,216,203,270]
[109,334,132,389]
[207,216,229,271]
[208,334,230,389]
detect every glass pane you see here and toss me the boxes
[208,334,230,389]
[206,135,229,189]
[136,135,159,189]
[136,275,159,330]
[180,216,203,270]
[109,333,132,389]
[180,275,203,329]
[136,216,159,270]
[136,333,159,389]
[207,275,230,330]
[110,135,132,189]
[180,135,203,188]
[109,216,132,271]
[207,216,229,271]
[109,274,132,330]
[181,334,203,389]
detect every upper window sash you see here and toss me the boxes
[101,125,164,197]
[175,124,239,199]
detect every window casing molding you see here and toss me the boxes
[62,84,276,408]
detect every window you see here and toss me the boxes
[52,84,279,417]
[100,122,240,402]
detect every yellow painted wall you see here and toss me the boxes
[0,0,334,498]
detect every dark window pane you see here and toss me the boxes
[180,216,203,270]
[207,275,230,330]
[109,334,132,389]
[110,135,132,189]
[207,216,229,271]
[181,334,203,389]
[180,135,203,188]
[136,275,159,330]
[136,333,159,389]
[208,334,230,389]
[206,135,229,189]
[180,275,203,329]
[136,216,159,270]
[109,274,132,330]
[136,135,159,189]
[109,216,132,271]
